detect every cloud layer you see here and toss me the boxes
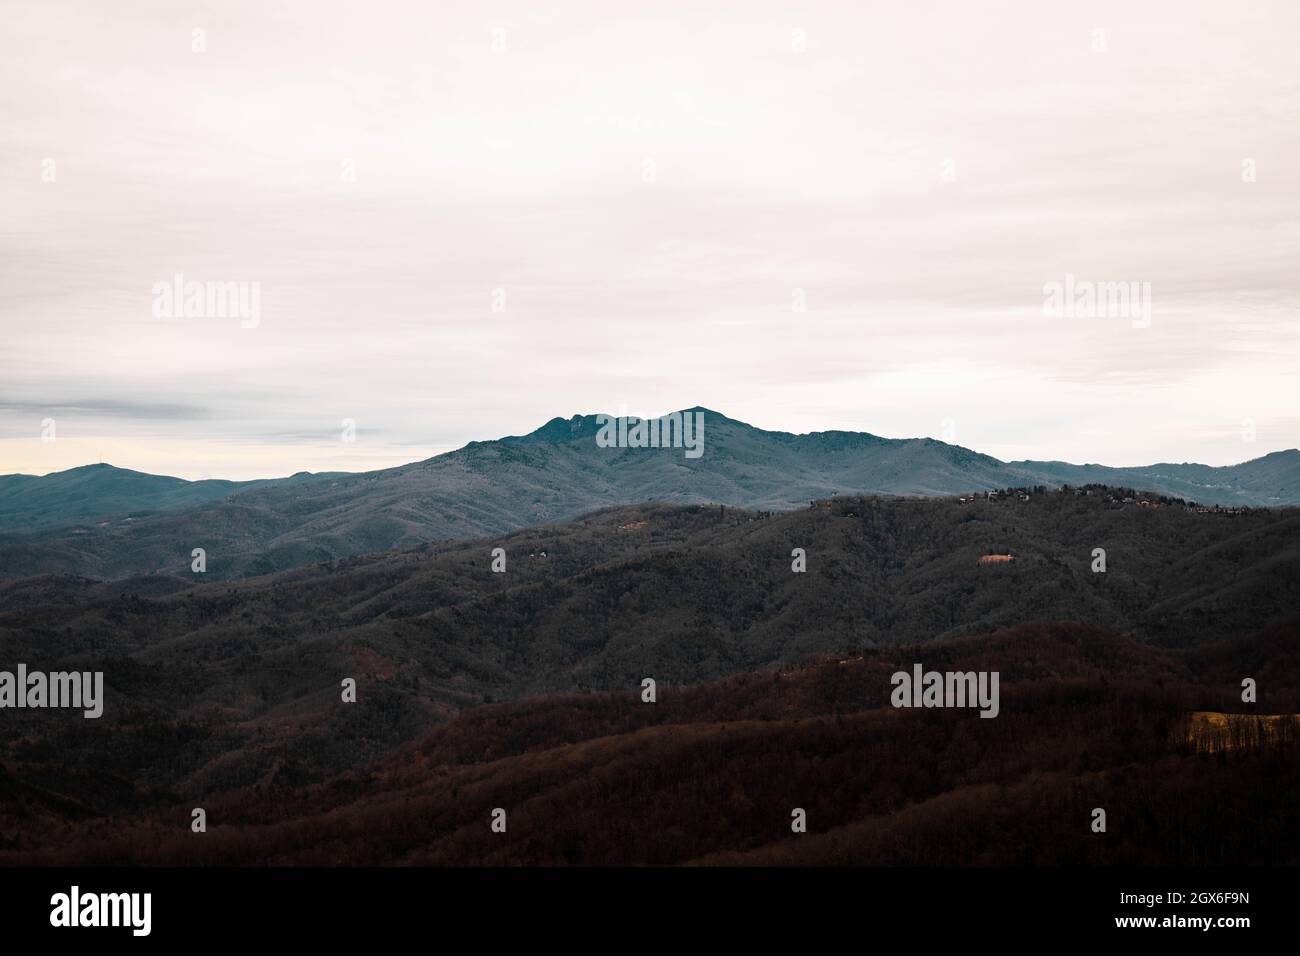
[2,0,1298,478]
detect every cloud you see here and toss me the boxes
[1,0,1297,477]
[0,399,212,420]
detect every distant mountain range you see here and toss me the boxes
[1,407,1297,580]
[0,464,340,532]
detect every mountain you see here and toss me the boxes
[1,408,1297,581]
[0,462,335,533]
[1010,449,1300,508]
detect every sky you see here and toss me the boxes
[2,0,1298,479]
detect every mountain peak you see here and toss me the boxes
[61,462,119,473]
[502,407,738,445]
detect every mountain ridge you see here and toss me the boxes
[0,461,342,533]
[1,408,1297,581]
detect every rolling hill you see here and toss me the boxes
[5,619,1297,866]
[0,463,336,533]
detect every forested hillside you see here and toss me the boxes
[5,620,1296,866]
[0,491,1295,823]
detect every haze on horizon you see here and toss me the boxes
[3,0,1298,481]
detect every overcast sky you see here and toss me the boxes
[2,0,1297,479]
